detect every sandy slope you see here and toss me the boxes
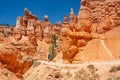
[0,63,20,80]
[74,27,120,62]
[24,60,120,80]
[74,39,114,62]
[104,26,120,59]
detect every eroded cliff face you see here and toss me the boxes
[58,0,120,63]
[0,36,37,78]
[0,0,120,79]
[80,0,120,33]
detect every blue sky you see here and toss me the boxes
[0,0,81,25]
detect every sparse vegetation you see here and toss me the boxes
[66,70,72,78]
[48,34,58,61]
[48,44,56,61]
[0,23,15,27]
[0,23,9,26]
[54,72,60,78]
[107,75,120,80]
[107,65,120,80]
[74,68,89,80]
[109,65,120,73]
[74,64,99,80]
[52,34,58,48]
[87,64,98,74]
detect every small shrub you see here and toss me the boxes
[54,72,60,78]
[74,68,89,80]
[74,64,99,80]
[87,64,98,74]
[87,64,95,70]
[109,65,120,73]
[48,44,56,61]
[107,76,120,80]
[48,34,58,61]
[66,70,72,78]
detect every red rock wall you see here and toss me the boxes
[24,8,38,20]
[80,0,120,27]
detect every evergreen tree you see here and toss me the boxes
[48,34,58,61]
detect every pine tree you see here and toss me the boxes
[48,34,58,61]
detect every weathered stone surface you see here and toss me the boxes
[13,28,22,41]
[0,45,33,78]
[43,26,52,44]
[28,34,38,46]
[62,45,79,63]
[61,27,93,63]
[80,0,120,33]
[64,15,68,24]
[70,8,77,23]
[77,39,87,47]
[35,21,43,41]
[0,37,4,44]
[103,18,112,31]
[24,8,38,20]
[77,11,92,32]
[1,0,120,79]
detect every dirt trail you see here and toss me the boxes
[37,60,120,67]
[24,60,120,80]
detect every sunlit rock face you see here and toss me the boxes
[42,15,52,44]
[0,44,33,78]
[13,28,22,41]
[35,21,43,41]
[24,8,38,20]
[1,0,120,79]
[77,11,92,32]
[60,0,120,63]
[59,1,94,63]
[27,30,38,46]
[61,27,93,63]
[80,0,120,33]
[43,26,52,44]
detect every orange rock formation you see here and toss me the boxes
[0,0,120,79]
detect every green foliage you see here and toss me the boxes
[52,34,58,48]
[48,34,58,61]
[49,44,56,61]
[0,23,9,26]
[0,23,15,27]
